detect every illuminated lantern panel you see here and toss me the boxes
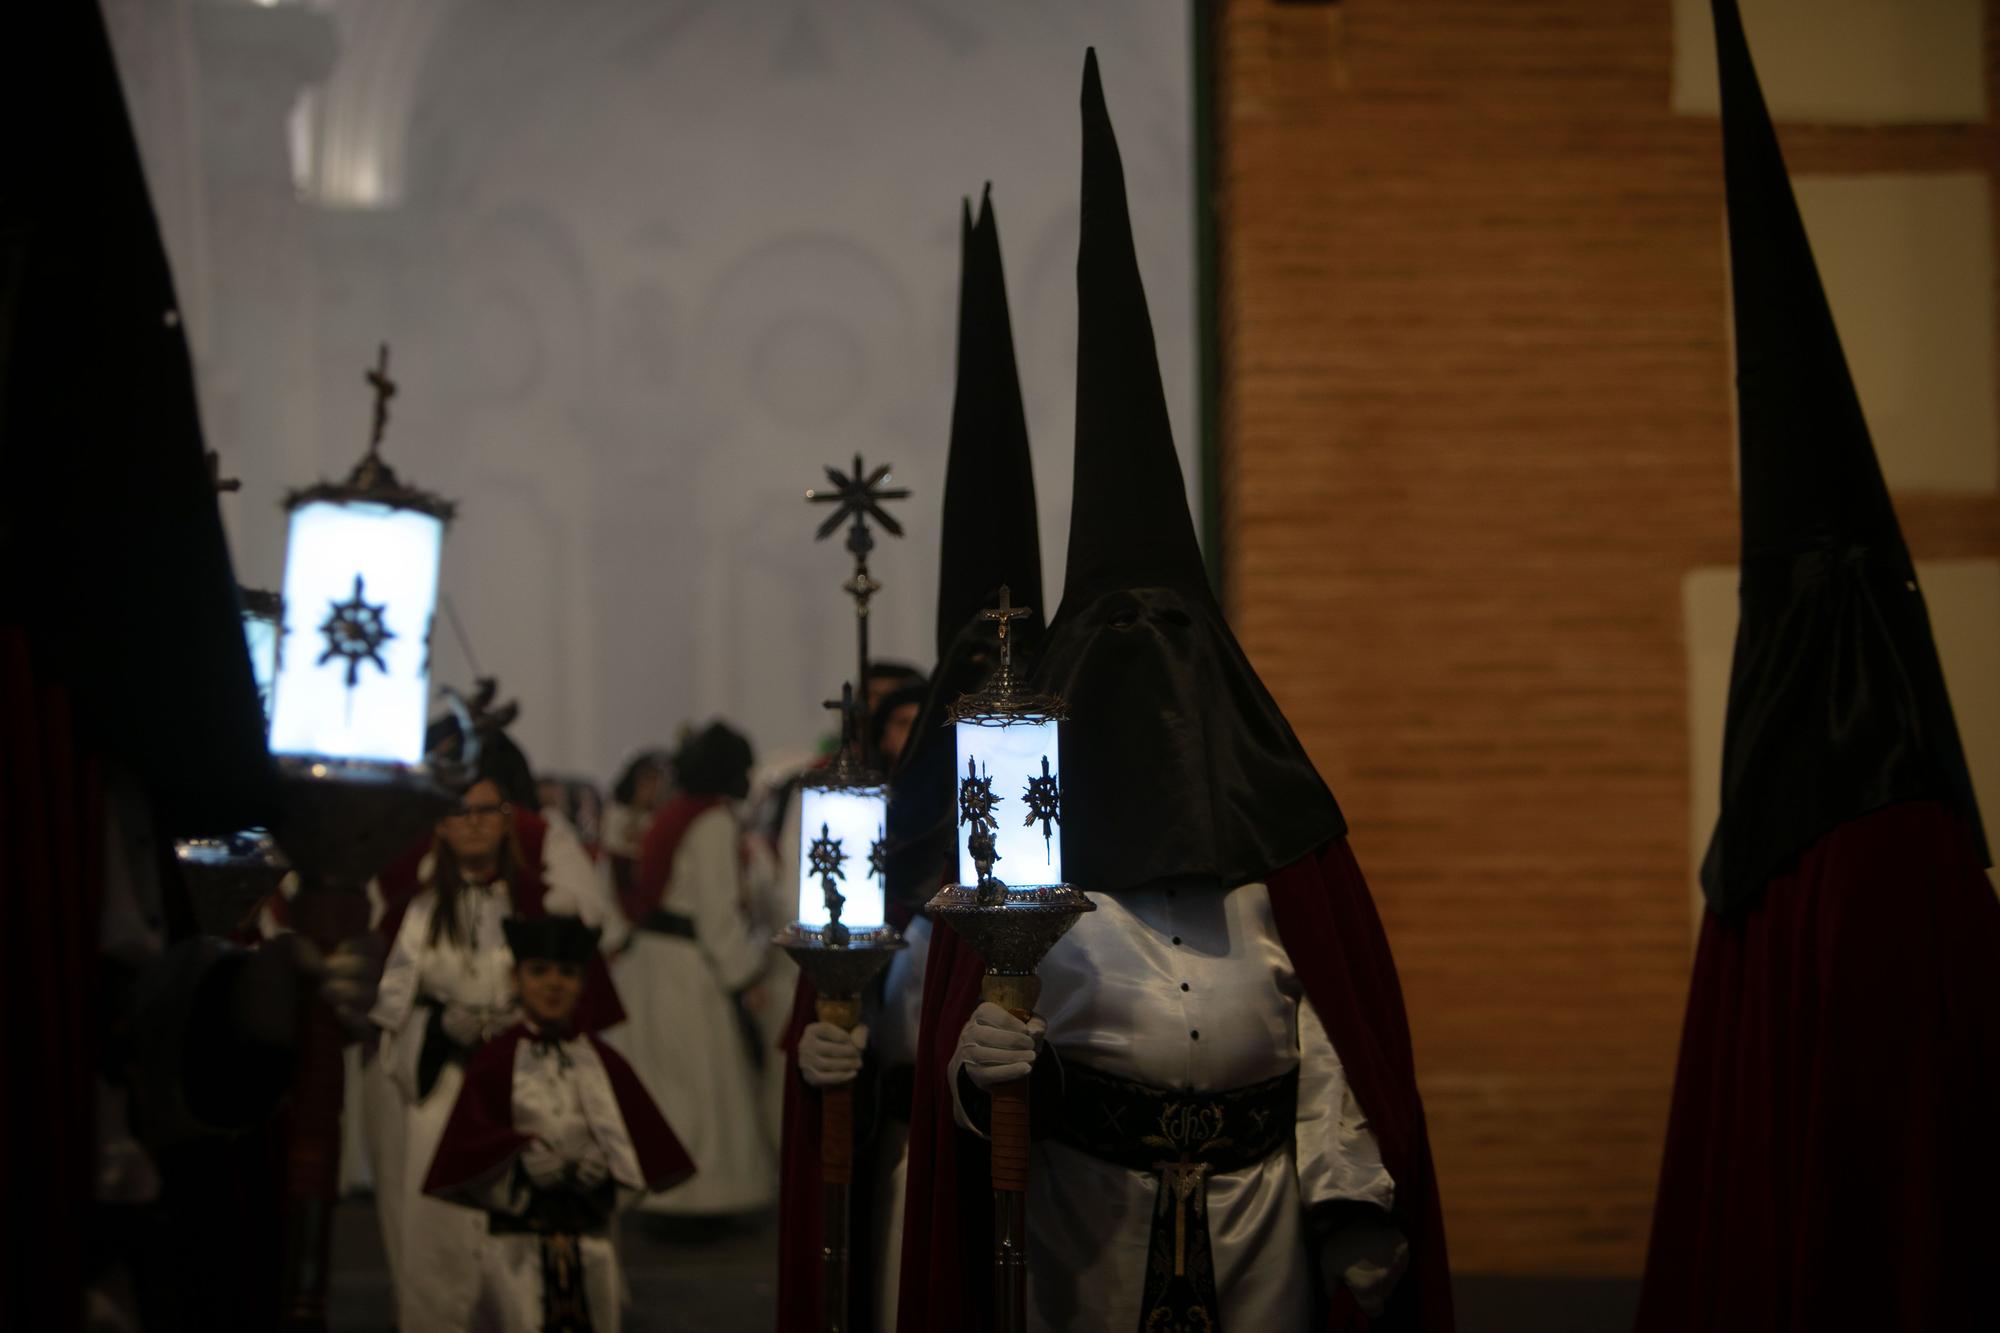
[241,598,282,728]
[954,717,1063,888]
[796,783,889,931]
[268,499,443,766]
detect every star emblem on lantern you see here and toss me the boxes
[868,826,890,884]
[959,755,999,832]
[807,821,847,887]
[317,573,395,688]
[1022,756,1062,853]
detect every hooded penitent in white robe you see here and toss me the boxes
[947,883,1395,1333]
[606,803,774,1213]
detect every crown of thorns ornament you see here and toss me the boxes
[1022,756,1062,853]
[318,573,395,687]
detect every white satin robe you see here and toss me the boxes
[605,804,773,1214]
[371,883,522,1333]
[949,883,1395,1333]
[867,911,930,1332]
[462,1036,647,1333]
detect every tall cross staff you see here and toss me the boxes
[805,454,908,733]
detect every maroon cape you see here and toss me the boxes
[896,838,1453,1332]
[775,975,834,1332]
[423,1023,694,1202]
[622,792,725,926]
[1638,800,2000,1330]
[776,896,921,1331]
[368,808,627,1034]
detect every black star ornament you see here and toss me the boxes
[318,573,395,688]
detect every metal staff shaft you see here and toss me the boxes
[817,995,862,1333]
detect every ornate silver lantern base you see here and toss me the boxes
[174,829,290,937]
[924,882,1093,1015]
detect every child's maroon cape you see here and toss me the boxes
[423,1024,694,1202]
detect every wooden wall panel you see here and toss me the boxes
[1213,0,2000,1274]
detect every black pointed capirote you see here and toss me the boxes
[885,187,1045,908]
[1701,0,1988,911]
[1034,49,1344,896]
[1062,48,1212,609]
[937,184,1044,662]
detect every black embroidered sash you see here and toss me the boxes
[1050,1063,1298,1333]
[488,1183,617,1332]
[638,908,696,939]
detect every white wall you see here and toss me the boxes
[109,0,1199,781]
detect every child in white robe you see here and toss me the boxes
[425,917,692,1333]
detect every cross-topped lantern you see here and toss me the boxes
[944,587,1070,897]
[269,341,454,767]
[792,686,891,944]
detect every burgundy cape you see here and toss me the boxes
[423,1024,694,1202]
[369,807,627,1034]
[1638,801,2000,1330]
[621,792,725,926]
[776,896,922,1331]
[895,838,1453,1332]
[774,977,835,1332]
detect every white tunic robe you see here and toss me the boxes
[371,883,521,1333]
[605,804,774,1213]
[464,1036,647,1333]
[950,882,1394,1333]
[868,911,930,1331]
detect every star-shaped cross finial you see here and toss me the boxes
[806,453,909,545]
[978,583,1033,676]
[365,343,397,455]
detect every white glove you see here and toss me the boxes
[955,1002,1045,1090]
[478,1003,518,1041]
[572,1153,610,1190]
[320,934,385,1039]
[440,1003,484,1048]
[1320,1219,1410,1318]
[520,1139,567,1188]
[798,1021,867,1088]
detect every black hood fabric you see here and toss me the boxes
[1,3,274,836]
[1700,0,1988,914]
[1033,51,1344,897]
[887,191,1045,910]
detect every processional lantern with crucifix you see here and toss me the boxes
[780,454,912,1333]
[926,583,1095,1333]
[172,451,291,938]
[263,342,467,1332]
